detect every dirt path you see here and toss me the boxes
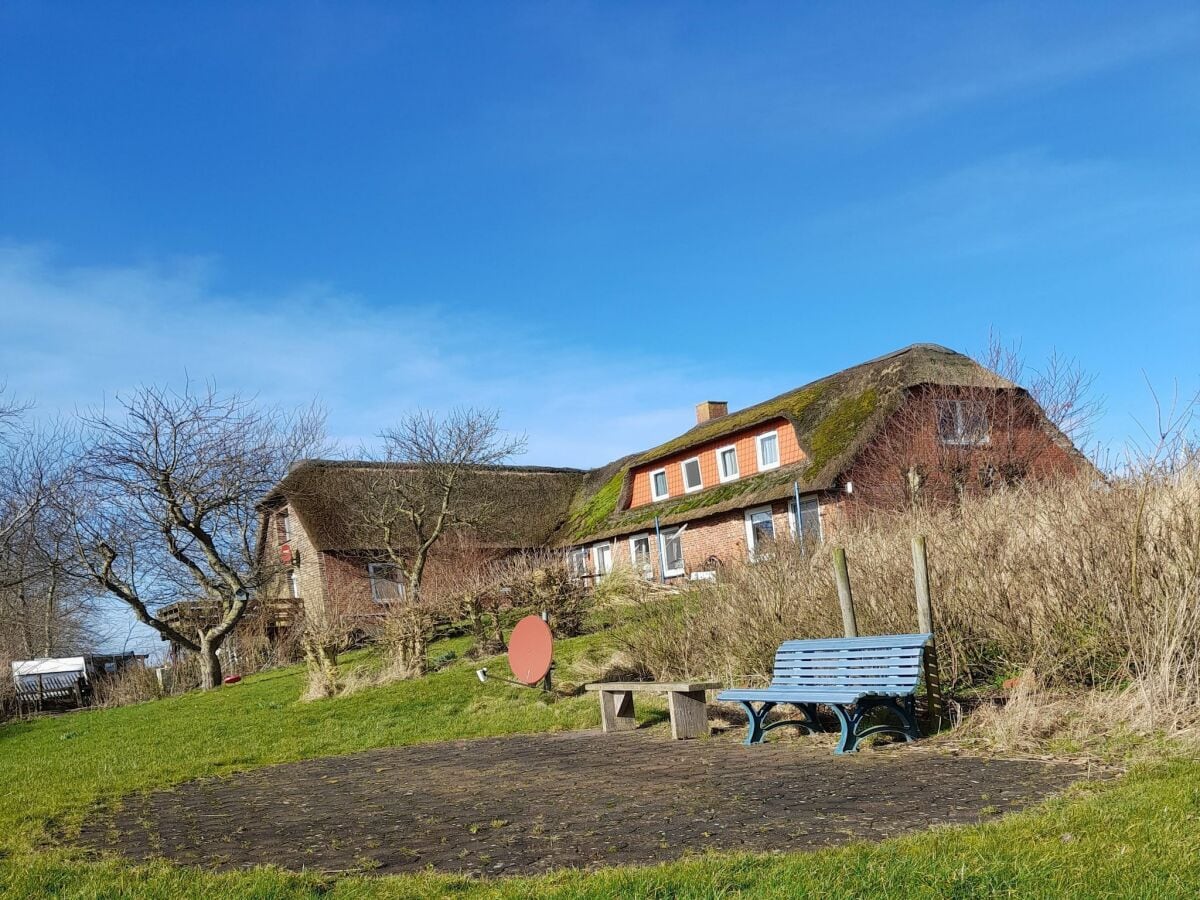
[76,730,1087,877]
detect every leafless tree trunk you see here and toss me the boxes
[0,403,94,663]
[67,384,324,689]
[328,408,525,680]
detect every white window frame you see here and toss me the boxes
[660,526,686,577]
[280,510,293,541]
[788,495,824,543]
[936,399,991,446]
[744,505,776,560]
[716,444,739,483]
[367,562,405,603]
[649,467,669,501]
[568,547,589,578]
[628,533,653,580]
[680,456,703,493]
[288,568,301,599]
[592,542,613,578]
[755,430,781,471]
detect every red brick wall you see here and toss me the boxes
[841,386,1083,511]
[628,418,805,508]
[586,500,804,581]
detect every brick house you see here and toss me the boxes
[256,344,1088,624]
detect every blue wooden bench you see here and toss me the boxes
[718,633,932,754]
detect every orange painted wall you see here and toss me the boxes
[628,418,805,508]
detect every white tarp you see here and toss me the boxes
[11,657,86,679]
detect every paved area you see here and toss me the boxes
[76,730,1087,877]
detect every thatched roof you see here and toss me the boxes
[556,344,1016,543]
[260,344,1063,553]
[264,460,587,552]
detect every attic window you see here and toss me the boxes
[650,468,669,502]
[717,445,739,482]
[756,431,780,471]
[680,457,703,493]
[279,510,293,541]
[937,400,990,446]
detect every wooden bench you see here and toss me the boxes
[718,633,931,754]
[584,681,720,740]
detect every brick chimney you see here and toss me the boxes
[695,400,729,424]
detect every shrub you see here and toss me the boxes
[495,551,589,637]
[620,465,1200,741]
[90,665,163,708]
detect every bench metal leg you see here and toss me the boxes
[831,698,922,754]
[667,689,709,740]
[598,689,637,733]
[735,701,776,745]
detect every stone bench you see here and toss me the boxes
[584,681,721,740]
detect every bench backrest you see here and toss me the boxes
[771,633,931,695]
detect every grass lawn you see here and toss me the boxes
[2,633,1199,898]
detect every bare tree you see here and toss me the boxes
[845,337,1099,511]
[0,422,92,659]
[68,384,325,689]
[350,408,526,678]
[980,332,1103,450]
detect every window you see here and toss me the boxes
[716,445,739,482]
[744,506,776,559]
[629,534,653,580]
[936,399,990,446]
[650,468,669,501]
[368,563,405,603]
[592,542,613,578]
[281,511,293,541]
[788,495,823,546]
[288,568,301,599]
[568,547,589,578]
[661,527,685,577]
[680,457,703,493]
[756,431,780,470]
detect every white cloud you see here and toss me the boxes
[0,243,780,468]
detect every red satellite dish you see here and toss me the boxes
[507,615,553,685]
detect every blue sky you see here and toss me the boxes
[2,1,1199,468]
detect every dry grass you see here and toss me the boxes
[90,665,164,708]
[620,465,1200,749]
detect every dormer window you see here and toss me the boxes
[680,457,703,493]
[756,431,780,471]
[650,468,669,501]
[717,445,739,482]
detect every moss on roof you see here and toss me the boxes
[635,383,826,464]
[562,344,1014,544]
[565,469,625,539]
[802,387,879,481]
[260,345,1021,551]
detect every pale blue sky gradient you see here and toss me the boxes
[3,1,1198,469]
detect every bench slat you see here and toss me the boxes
[768,672,916,676]
[777,634,930,650]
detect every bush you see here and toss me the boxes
[619,465,1200,741]
[90,665,163,708]
[496,551,590,637]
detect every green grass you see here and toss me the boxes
[0,633,613,855]
[2,633,1199,898]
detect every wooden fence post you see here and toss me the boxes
[832,547,858,638]
[911,535,945,730]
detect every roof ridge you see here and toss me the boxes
[287,458,588,476]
